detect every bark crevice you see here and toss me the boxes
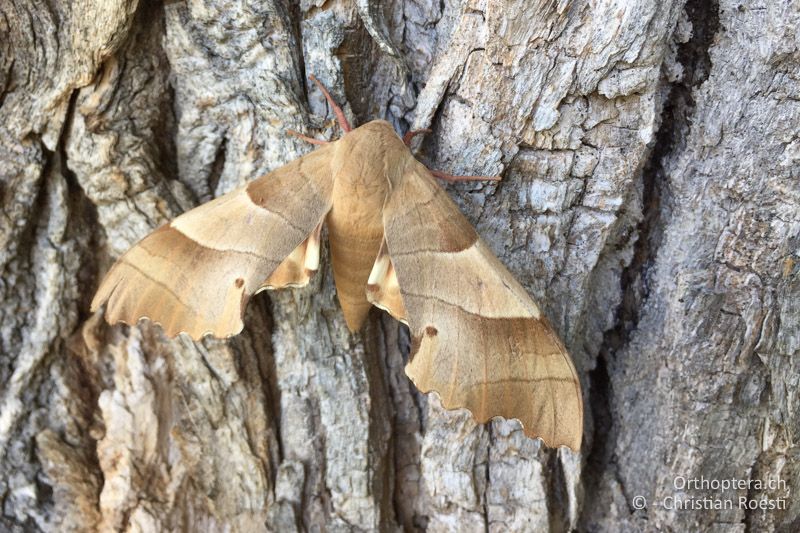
[580,0,722,525]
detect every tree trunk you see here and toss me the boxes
[1,0,798,531]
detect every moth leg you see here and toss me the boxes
[308,74,352,133]
[430,169,502,183]
[286,129,329,145]
[401,128,499,180]
[403,129,432,146]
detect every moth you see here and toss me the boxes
[92,76,583,450]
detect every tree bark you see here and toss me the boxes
[1,0,797,531]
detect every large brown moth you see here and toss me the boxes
[92,76,583,450]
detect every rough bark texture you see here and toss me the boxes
[1,0,798,531]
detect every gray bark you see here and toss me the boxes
[0,0,797,531]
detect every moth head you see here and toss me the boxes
[341,120,407,150]
[333,120,414,183]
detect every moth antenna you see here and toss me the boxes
[308,74,352,133]
[286,129,330,145]
[430,169,502,183]
[403,129,432,146]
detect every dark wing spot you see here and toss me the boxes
[235,278,245,288]
[425,326,438,337]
